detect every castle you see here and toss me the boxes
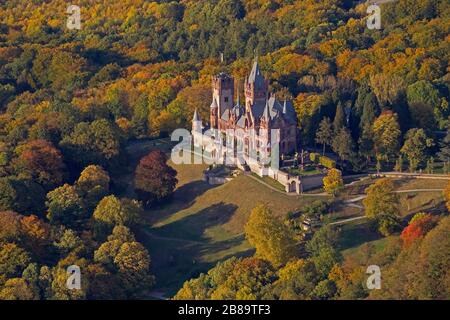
[192,60,298,168]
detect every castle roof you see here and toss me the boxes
[250,96,297,125]
[233,97,244,118]
[236,114,246,128]
[248,60,266,89]
[281,100,297,125]
[263,100,271,121]
[192,109,201,122]
[221,109,230,121]
[210,97,218,109]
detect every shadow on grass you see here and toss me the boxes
[148,180,221,224]
[138,202,255,296]
[152,202,238,241]
[337,220,383,251]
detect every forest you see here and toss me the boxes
[0,0,449,299]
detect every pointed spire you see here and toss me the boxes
[248,58,263,85]
[192,109,201,122]
[283,100,287,114]
[210,97,218,109]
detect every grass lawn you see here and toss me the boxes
[123,139,447,297]
[250,172,286,192]
[398,191,444,216]
[336,219,382,251]
[341,235,394,263]
[131,150,326,296]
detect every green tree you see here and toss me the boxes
[0,243,31,279]
[312,279,337,300]
[46,184,85,228]
[267,259,318,300]
[363,179,401,236]
[92,196,142,236]
[60,119,122,171]
[332,128,355,166]
[76,165,110,210]
[359,92,379,131]
[333,102,346,133]
[400,128,434,172]
[438,124,450,163]
[358,124,374,165]
[315,117,333,155]
[0,177,45,215]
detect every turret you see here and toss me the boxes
[210,98,218,129]
[212,73,234,129]
[192,109,202,133]
[245,60,268,108]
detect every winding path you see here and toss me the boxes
[333,188,445,225]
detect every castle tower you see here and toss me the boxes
[192,109,202,133]
[245,60,268,109]
[211,73,234,130]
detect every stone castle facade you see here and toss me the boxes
[192,60,298,164]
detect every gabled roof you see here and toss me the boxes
[254,96,297,125]
[236,115,246,128]
[221,109,230,121]
[281,100,297,125]
[251,99,267,119]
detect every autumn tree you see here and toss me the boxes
[0,243,31,279]
[323,169,344,196]
[60,119,122,172]
[92,195,142,237]
[15,139,65,189]
[46,184,85,229]
[363,178,401,236]
[76,165,110,210]
[400,213,436,247]
[244,205,297,266]
[265,258,319,300]
[444,180,450,212]
[0,278,36,300]
[373,112,401,164]
[94,226,153,298]
[371,216,450,299]
[134,150,177,206]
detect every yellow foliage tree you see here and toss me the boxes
[323,169,344,196]
[244,204,297,267]
[444,180,450,212]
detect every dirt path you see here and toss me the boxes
[333,188,445,225]
[330,216,367,226]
